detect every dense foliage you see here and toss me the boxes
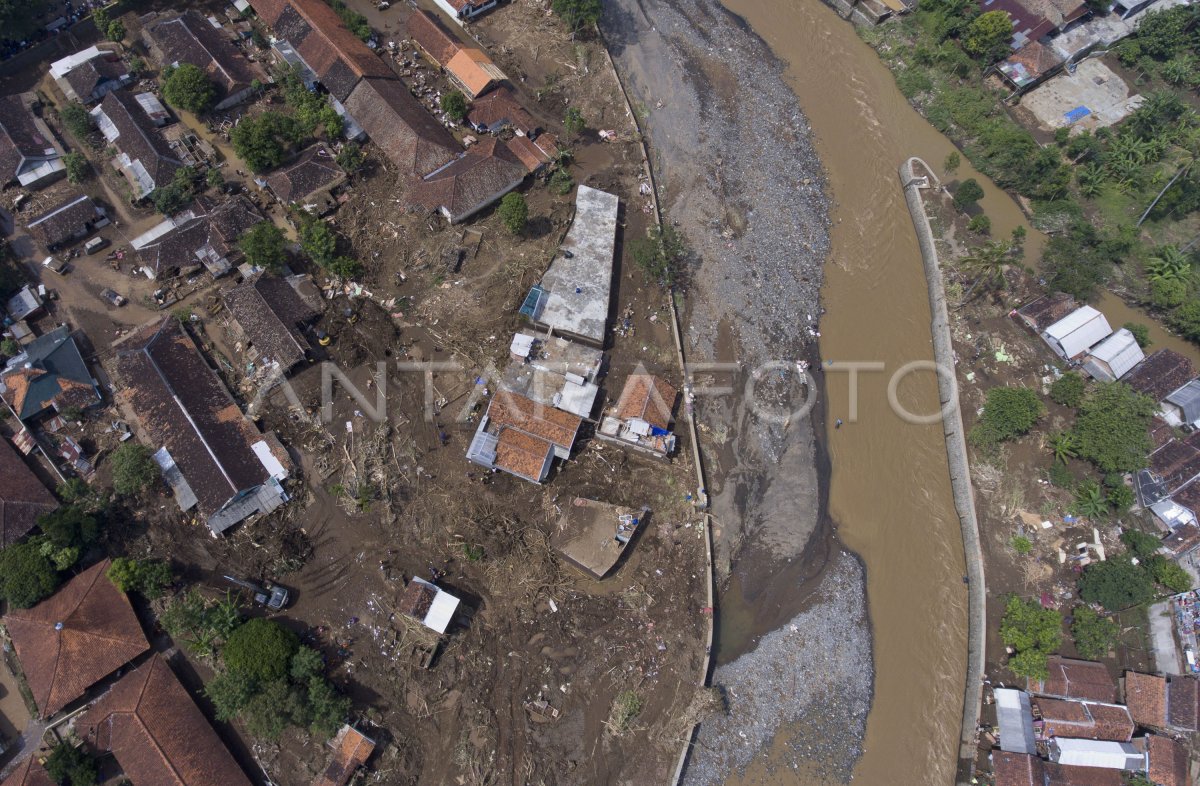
[1070,606,1118,660]
[59,102,94,141]
[970,386,1043,446]
[0,541,60,608]
[108,557,173,599]
[111,442,159,495]
[45,742,97,786]
[1073,383,1155,472]
[239,222,287,271]
[161,64,217,114]
[232,112,303,173]
[552,0,602,32]
[440,90,468,121]
[1049,372,1086,408]
[999,596,1062,679]
[498,192,528,235]
[1079,556,1157,610]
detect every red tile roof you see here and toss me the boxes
[445,48,504,99]
[1125,349,1195,403]
[312,725,375,786]
[1125,671,1168,728]
[1147,734,1189,786]
[1029,657,1117,703]
[3,560,149,717]
[0,758,55,786]
[487,390,580,451]
[466,87,538,136]
[613,374,677,431]
[406,9,460,67]
[992,752,1124,786]
[80,654,253,786]
[1034,698,1134,742]
[494,428,553,482]
[0,434,58,548]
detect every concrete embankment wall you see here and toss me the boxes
[897,158,987,786]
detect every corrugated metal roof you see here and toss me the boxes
[995,688,1037,755]
[1086,328,1145,380]
[1044,306,1112,359]
[1166,379,1200,423]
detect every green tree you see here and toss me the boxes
[498,192,528,235]
[151,184,191,215]
[551,0,602,32]
[244,678,307,739]
[1151,277,1188,309]
[1070,606,1118,660]
[0,541,60,608]
[305,674,351,736]
[953,178,985,210]
[1,338,20,357]
[299,218,338,267]
[1074,382,1155,472]
[963,10,1014,62]
[959,240,1012,293]
[206,668,258,721]
[223,618,300,684]
[63,151,90,183]
[970,386,1043,446]
[1079,556,1157,610]
[1169,300,1200,341]
[1107,483,1135,512]
[336,142,365,173]
[1122,529,1162,559]
[239,222,287,271]
[1123,322,1152,348]
[56,478,90,504]
[110,442,159,496]
[107,557,173,599]
[967,214,991,234]
[1000,596,1062,680]
[206,168,225,189]
[550,168,574,195]
[563,106,586,137]
[60,102,94,141]
[440,90,468,121]
[44,742,97,786]
[1049,372,1086,407]
[90,7,109,33]
[128,55,145,76]
[231,112,301,173]
[325,256,362,278]
[330,0,372,41]
[1152,558,1193,593]
[161,64,216,114]
[106,19,125,42]
[37,505,98,551]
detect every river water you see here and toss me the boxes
[707,1,1037,782]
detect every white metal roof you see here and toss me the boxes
[510,332,535,358]
[49,46,102,78]
[994,688,1037,755]
[413,577,461,634]
[1049,738,1144,769]
[1086,328,1145,379]
[1044,306,1112,359]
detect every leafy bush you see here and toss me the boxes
[336,142,364,173]
[1169,301,1200,341]
[1074,382,1155,472]
[0,541,60,608]
[970,386,1043,446]
[1000,596,1062,679]
[967,214,991,234]
[963,10,1013,62]
[1079,556,1156,610]
[60,102,94,140]
[1072,479,1109,519]
[953,178,984,210]
[1123,322,1152,348]
[1070,606,1118,660]
[329,0,371,41]
[1011,534,1033,554]
[550,168,574,195]
[552,0,602,32]
[440,90,468,121]
[1151,277,1188,309]
[161,64,216,114]
[498,192,528,235]
[239,222,286,271]
[44,742,97,786]
[38,505,98,551]
[108,557,172,599]
[63,151,89,183]
[1048,460,1073,487]
[111,442,159,495]
[608,690,643,733]
[57,478,90,504]
[1107,483,1135,512]
[563,106,585,137]
[106,19,125,42]
[1152,558,1193,593]
[1049,372,1085,408]
[224,618,300,684]
[160,589,243,658]
[629,224,687,287]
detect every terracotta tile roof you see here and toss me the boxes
[25,193,100,249]
[2,326,99,421]
[80,654,253,786]
[265,143,346,204]
[61,50,128,103]
[0,758,55,786]
[1160,520,1200,557]
[1035,698,1134,742]
[252,0,394,100]
[1125,671,1168,728]
[406,9,460,67]
[1044,763,1123,786]
[613,374,677,430]
[312,725,375,786]
[224,273,319,371]
[506,135,552,174]
[494,428,553,482]
[1147,734,1188,786]
[344,77,459,178]
[0,434,57,548]
[3,559,149,717]
[445,48,505,99]
[0,93,56,184]
[408,137,525,222]
[1124,349,1195,403]
[143,12,266,99]
[111,318,271,518]
[993,751,1042,786]
[1029,657,1117,703]
[487,390,580,451]
[466,87,537,136]
[1167,675,1199,730]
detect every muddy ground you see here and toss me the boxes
[1,1,718,783]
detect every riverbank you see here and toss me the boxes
[601,0,873,781]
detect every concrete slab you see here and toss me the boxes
[1149,600,1183,676]
[552,497,646,578]
[1017,59,1142,134]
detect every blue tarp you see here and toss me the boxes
[1064,106,1092,124]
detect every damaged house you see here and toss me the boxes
[1,326,102,425]
[25,194,108,251]
[0,92,66,189]
[466,390,582,484]
[91,90,184,200]
[110,318,291,534]
[598,373,678,457]
[49,46,133,104]
[223,272,322,377]
[142,11,268,110]
[129,195,263,279]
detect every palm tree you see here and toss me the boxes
[1050,432,1079,464]
[959,240,1013,297]
[1145,245,1191,282]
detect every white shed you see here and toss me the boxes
[1042,306,1113,360]
[1083,328,1145,381]
[994,688,1036,755]
[1048,738,1145,770]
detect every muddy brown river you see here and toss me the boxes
[709,1,1041,782]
